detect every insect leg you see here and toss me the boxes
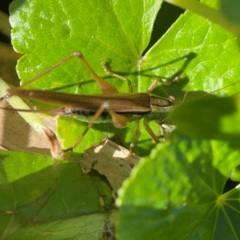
[146,77,180,94]
[159,124,165,142]
[128,120,140,157]
[20,53,81,88]
[101,62,133,93]
[13,52,119,95]
[157,123,176,144]
[75,53,119,94]
[64,103,129,152]
[143,118,160,144]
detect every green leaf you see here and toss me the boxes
[6,0,240,239]
[7,214,107,240]
[0,151,113,239]
[116,132,240,240]
[168,95,240,141]
[166,0,240,36]
[9,0,240,155]
[230,165,240,182]
[220,0,240,23]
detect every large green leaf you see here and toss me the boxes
[9,0,240,155]
[9,0,164,154]
[116,131,240,240]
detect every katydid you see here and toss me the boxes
[1,52,177,156]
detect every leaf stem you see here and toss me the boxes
[0,79,63,159]
[165,0,240,35]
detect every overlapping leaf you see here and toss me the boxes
[0,151,112,239]
[116,132,240,240]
